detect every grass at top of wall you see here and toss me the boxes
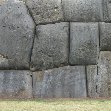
[0,99,111,111]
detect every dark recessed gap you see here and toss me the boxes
[25,4,36,25]
[98,22,100,53]
[68,22,70,64]
[96,85,98,93]
[29,27,36,68]
[85,66,89,97]
[97,65,99,75]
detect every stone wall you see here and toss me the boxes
[0,0,111,98]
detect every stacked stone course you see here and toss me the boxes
[0,0,111,98]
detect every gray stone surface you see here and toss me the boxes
[87,59,111,98]
[87,65,99,98]
[100,22,111,51]
[31,22,69,71]
[0,70,32,99]
[0,54,9,69]
[26,0,63,25]
[98,51,111,97]
[0,0,35,69]
[69,23,99,65]
[33,66,87,98]
[103,0,111,21]
[62,0,103,22]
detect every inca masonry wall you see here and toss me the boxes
[0,0,111,99]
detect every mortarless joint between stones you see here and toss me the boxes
[0,0,111,99]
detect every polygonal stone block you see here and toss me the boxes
[98,51,111,97]
[0,0,35,69]
[31,22,69,71]
[87,65,99,98]
[62,0,103,22]
[33,66,87,98]
[0,70,32,99]
[69,23,99,65]
[26,0,63,25]
[100,22,111,51]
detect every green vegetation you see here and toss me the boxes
[0,99,111,111]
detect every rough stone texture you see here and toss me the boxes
[31,22,69,71]
[33,66,87,98]
[0,70,32,99]
[100,22,111,51]
[87,65,99,98]
[103,0,111,21]
[62,0,103,22]
[26,0,63,25]
[1,0,111,99]
[98,51,111,97]
[69,23,99,65]
[0,0,35,69]
[0,54,9,69]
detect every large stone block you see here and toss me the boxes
[98,51,111,97]
[100,22,111,51]
[87,52,111,98]
[33,66,87,98]
[103,0,111,21]
[69,23,99,65]
[26,0,63,25]
[0,0,35,69]
[31,22,69,71]
[87,65,99,98]
[62,0,103,22]
[0,70,32,99]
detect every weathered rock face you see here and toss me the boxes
[33,66,87,98]
[1,0,111,99]
[62,0,103,22]
[26,0,63,25]
[103,0,111,21]
[0,54,9,69]
[100,22,111,51]
[31,22,69,71]
[83,54,111,98]
[69,23,99,65]
[0,0,35,69]
[87,65,99,98]
[0,70,32,99]
[98,51,111,97]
